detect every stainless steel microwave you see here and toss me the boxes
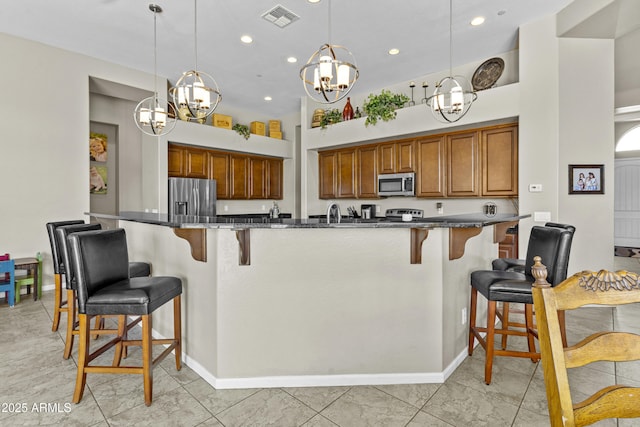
[377,172,415,197]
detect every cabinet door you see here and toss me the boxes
[267,158,283,200]
[357,145,378,198]
[337,149,357,198]
[184,147,208,179]
[168,145,185,177]
[318,151,337,199]
[447,131,479,197]
[209,151,229,199]
[378,143,396,174]
[229,155,248,199]
[416,136,446,197]
[481,125,518,196]
[498,233,518,258]
[249,157,267,199]
[396,140,415,172]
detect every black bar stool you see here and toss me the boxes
[68,228,182,406]
[468,225,574,384]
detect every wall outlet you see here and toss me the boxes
[534,211,551,222]
[261,205,266,211]
[436,202,443,214]
[223,205,229,212]
[461,307,467,325]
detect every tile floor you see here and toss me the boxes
[1,258,639,426]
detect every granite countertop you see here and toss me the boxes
[88,211,529,230]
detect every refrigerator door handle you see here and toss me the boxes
[192,187,199,216]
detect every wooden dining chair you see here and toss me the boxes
[532,257,640,426]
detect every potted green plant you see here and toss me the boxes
[232,123,250,140]
[362,89,410,126]
[320,109,342,129]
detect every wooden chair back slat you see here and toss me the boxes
[574,386,640,426]
[565,331,640,368]
[532,257,640,427]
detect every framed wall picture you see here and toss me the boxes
[89,132,108,162]
[569,164,604,194]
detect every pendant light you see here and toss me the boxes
[299,0,359,104]
[427,0,477,123]
[134,4,176,136]
[171,0,222,123]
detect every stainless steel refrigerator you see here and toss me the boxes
[168,177,217,217]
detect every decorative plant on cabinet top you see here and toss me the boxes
[232,123,250,140]
[362,89,410,126]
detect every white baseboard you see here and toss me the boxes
[151,321,473,390]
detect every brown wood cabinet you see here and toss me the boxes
[229,155,248,199]
[318,151,337,199]
[317,123,518,200]
[498,233,518,258]
[184,147,208,179]
[337,149,357,198]
[357,145,378,198]
[249,157,267,199]
[208,151,230,199]
[267,158,283,199]
[378,140,415,174]
[168,145,185,176]
[446,131,480,197]
[481,125,518,197]
[416,136,446,197]
[168,143,283,200]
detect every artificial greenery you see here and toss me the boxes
[362,89,410,126]
[232,123,250,140]
[320,108,342,129]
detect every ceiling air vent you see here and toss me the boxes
[261,4,300,28]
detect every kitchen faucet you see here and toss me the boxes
[326,203,341,224]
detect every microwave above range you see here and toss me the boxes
[377,172,415,197]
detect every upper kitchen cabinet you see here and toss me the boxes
[337,149,357,198]
[416,136,446,198]
[168,143,283,200]
[446,131,480,197]
[208,151,230,199]
[229,155,249,199]
[184,146,209,179]
[378,140,415,174]
[249,156,267,199]
[357,145,378,198]
[318,151,337,199]
[267,158,283,200]
[481,124,518,197]
[168,145,185,177]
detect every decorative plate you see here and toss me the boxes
[472,57,505,91]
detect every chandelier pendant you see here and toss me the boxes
[426,0,477,123]
[300,44,358,104]
[171,0,222,122]
[300,0,358,104]
[134,4,176,137]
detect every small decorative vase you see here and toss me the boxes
[342,97,354,121]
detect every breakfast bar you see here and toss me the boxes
[90,212,526,389]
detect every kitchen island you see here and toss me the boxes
[89,211,527,389]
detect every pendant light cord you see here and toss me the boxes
[194,0,198,70]
[449,0,453,75]
[153,6,158,97]
[327,0,332,45]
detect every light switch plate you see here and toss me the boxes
[534,211,551,222]
[529,184,542,192]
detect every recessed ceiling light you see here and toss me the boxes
[264,96,272,101]
[307,0,321,3]
[388,48,400,55]
[287,56,297,63]
[240,35,253,44]
[470,16,485,26]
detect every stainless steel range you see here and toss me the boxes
[385,208,424,220]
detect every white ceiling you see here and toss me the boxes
[1,0,572,117]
